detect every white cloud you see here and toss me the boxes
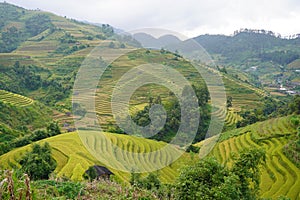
[3,0,300,37]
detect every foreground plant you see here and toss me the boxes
[175,148,266,200]
[0,170,32,200]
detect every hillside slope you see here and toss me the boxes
[0,131,192,183]
[193,29,300,93]
[0,89,52,131]
[0,3,275,132]
[194,30,300,64]
[0,2,126,109]
[198,115,300,200]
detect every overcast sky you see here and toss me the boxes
[3,0,300,38]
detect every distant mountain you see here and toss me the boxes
[158,34,182,47]
[133,33,182,49]
[193,29,300,65]
[192,29,300,92]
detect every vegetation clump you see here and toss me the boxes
[19,142,57,180]
[175,148,266,200]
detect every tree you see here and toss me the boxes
[84,166,98,181]
[129,170,142,187]
[108,42,115,48]
[226,96,233,108]
[142,172,161,190]
[101,24,114,37]
[231,148,266,198]
[0,26,22,52]
[30,130,48,141]
[185,144,200,153]
[47,122,61,137]
[19,143,57,180]
[130,171,161,190]
[129,83,211,143]
[289,95,300,114]
[175,157,239,200]
[120,43,126,48]
[175,148,265,200]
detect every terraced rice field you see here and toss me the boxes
[8,12,110,69]
[90,52,259,131]
[223,77,263,109]
[202,65,266,110]
[0,132,101,181]
[207,116,300,200]
[0,131,192,183]
[211,106,242,127]
[288,59,300,70]
[225,109,243,126]
[1,114,298,199]
[0,89,33,107]
[80,131,192,182]
[0,54,37,66]
[223,75,267,97]
[73,50,208,130]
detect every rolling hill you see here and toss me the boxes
[133,32,182,49]
[0,131,192,183]
[197,115,300,200]
[1,3,300,200]
[0,2,271,133]
[193,29,300,94]
[0,89,52,131]
[194,29,300,65]
[1,115,299,199]
[0,2,126,110]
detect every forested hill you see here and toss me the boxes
[0,2,118,53]
[193,29,300,65]
[0,2,125,105]
[0,2,130,135]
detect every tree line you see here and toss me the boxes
[237,95,300,128]
[0,62,72,106]
[0,122,61,155]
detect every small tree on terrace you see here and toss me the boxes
[227,96,233,108]
[19,142,57,180]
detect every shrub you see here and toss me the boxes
[19,143,57,180]
[185,145,200,153]
[290,116,299,127]
[83,166,97,181]
[130,171,161,190]
[175,148,266,200]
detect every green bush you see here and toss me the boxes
[83,166,97,180]
[19,143,57,180]
[290,116,299,126]
[186,145,200,153]
[175,148,266,200]
[130,171,161,190]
